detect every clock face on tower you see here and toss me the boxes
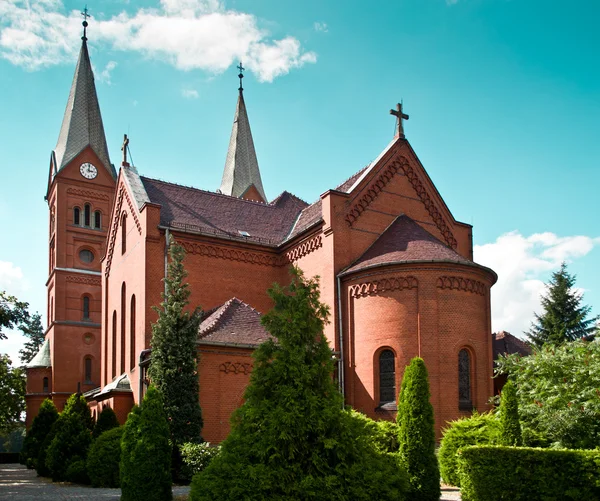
[80,162,98,180]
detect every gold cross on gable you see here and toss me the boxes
[390,102,409,138]
[121,134,130,167]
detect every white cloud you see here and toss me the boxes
[314,22,328,33]
[0,260,28,298]
[98,60,117,84]
[0,0,317,82]
[474,231,600,339]
[181,88,199,99]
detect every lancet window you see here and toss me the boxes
[379,349,396,404]
[459,349,472,410]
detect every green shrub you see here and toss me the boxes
[191,269,409,501]
[20,399,58,469]
[66,457,89,484]
[92,406,119,440]
[397,357,440,501]
[120,387,172,501]
[36,420,59,477]
[458,446,600,501]
[438,411,499,487]
[87,427,123,487]
[179,442,221,482]
[45,413,92,482]
[349,411,400,453]
[62,393,94,430]
[499,380,522,446]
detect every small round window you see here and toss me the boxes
[79,249,94,263]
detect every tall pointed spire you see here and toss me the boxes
[219,62,267,203]
[52,12,115,179]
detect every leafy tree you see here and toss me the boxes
[19,313,45,364]
[148,237,203,446]
[191,268,408,501]
[499,380,522,446]
[397,357,440,501]
[528,262,598,347]
[92,406,119,439]
[496,340,600,449]
[0,354,25,433]
[0,291,29,340]
[120,387,172,501]
[87,426,123,487]
[20,399,58,469]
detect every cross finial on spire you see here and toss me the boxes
[121,134,130,168]
[390,102,409,139]
[81,5,89,41]
[237,61,245,92]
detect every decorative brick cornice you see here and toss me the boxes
[66,275,101,287]
[350,276,418,298]
[285,235,322,263]
[345,156,458,249]
[180,241,280,267]
[437,276,486,296]
[220,362,252,375]
[67,188,110,202]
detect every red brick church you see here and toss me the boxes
[25,23,498,442]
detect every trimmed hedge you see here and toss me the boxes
[458,446,600,501]
[87,427,123,487]
[438,411,499,487]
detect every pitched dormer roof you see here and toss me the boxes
[219,89,266,202]
[52,35,115,179]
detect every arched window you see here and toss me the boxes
[121,283,126,374]
[112,311,117,380]
[84,204,91,227]
[82,296,90,320]
[459,349,472,410]
[73,207,81,226]
[94,211,101,229]
[130,295,136,371]
[84,357,93,384]
[43,377,49,393]
[121,214,127,254]
[379,349,396,404]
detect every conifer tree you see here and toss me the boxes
[148,236,203,445]
[20,399,58,469]
[120,387,172,501]
[18,313,45,364]
[92,406,119,439]
[499,380,522,446]
[528,262,598,347]
[397,357,440,501]
[191,268,407,501]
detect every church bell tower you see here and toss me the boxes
[25,12,117,426]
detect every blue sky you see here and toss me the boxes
[1,0,599,362]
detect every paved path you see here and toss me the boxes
[1,463,461,500]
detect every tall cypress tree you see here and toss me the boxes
[528,262,598,347]
[499,380,522,446]
[148,236,203,444]
[20,399,58,469]
[397,357,440,501]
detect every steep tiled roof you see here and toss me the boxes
[53,38,115,178]
[335,166,369,193]
[286,199,323,241]
[27,339,51,368]
[343,215,471,274]
[492,331,532,358]
[198,298,271,347]
[141,177,308,245]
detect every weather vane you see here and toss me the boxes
[81,5,89,41]
[237,61,245,92]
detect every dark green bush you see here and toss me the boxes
[397,357,440,501]
[45,412,92,482]
[20,399,58,469]
[92,406,119,440]
[66,457,89,484]
[36,421,58,477]
[120,387,172,501]
[350,411,400,453]
[438,411,499,487]
[458,446,600,501]
[499,380,522,446]
[62,393,94,430]
[87,427,123,487]
[179,442,221,482]
[191,269,408,501]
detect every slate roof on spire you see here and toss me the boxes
[52,36,115,178]
[219,90,267,202]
